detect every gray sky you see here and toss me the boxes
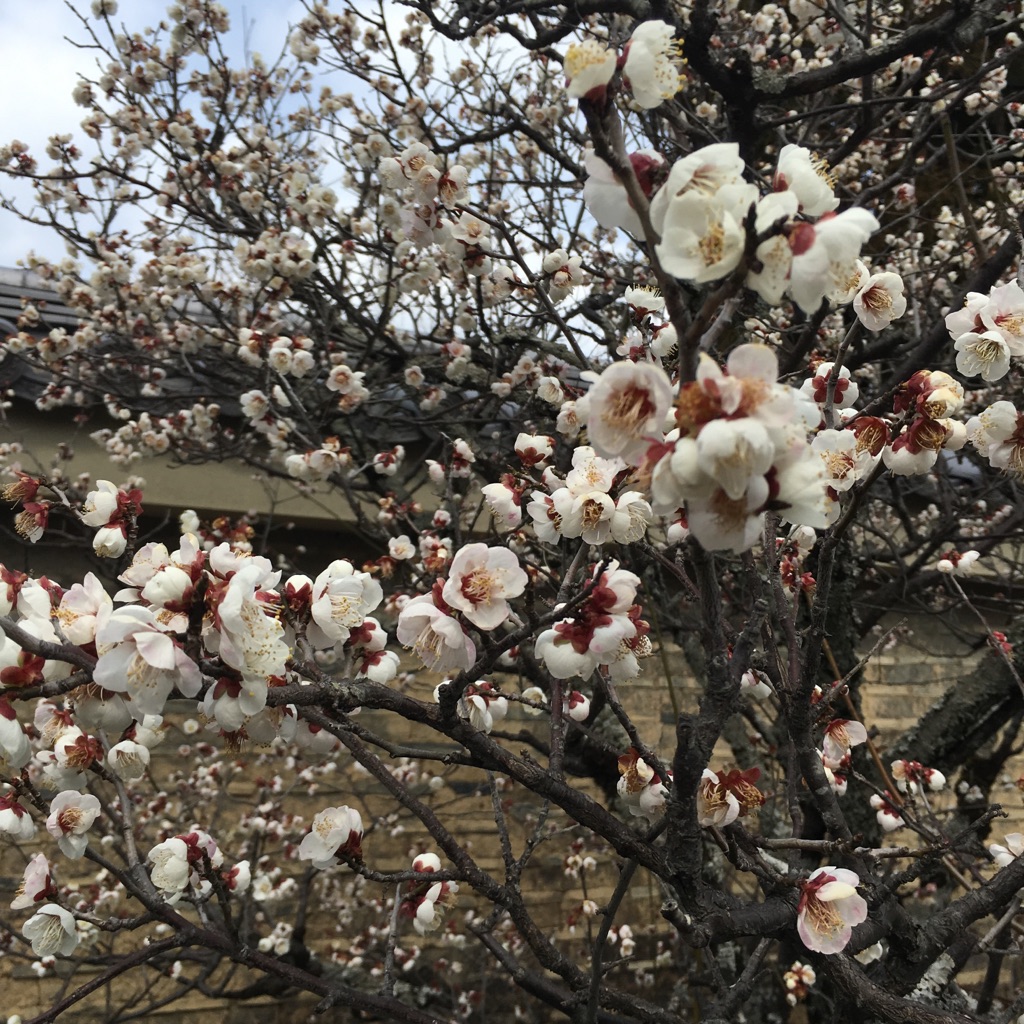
[0,0,307,267]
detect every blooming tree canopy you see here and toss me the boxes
[1,1,1024,1022]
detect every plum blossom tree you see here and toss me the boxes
[2,0,1024,1022]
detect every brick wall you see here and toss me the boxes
[2,628,1017,1022]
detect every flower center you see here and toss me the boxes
[604,384,656,435]
[460,568,496,606]
[862,285,892,312]
[996,312,1024,336]
[698,221,725,267]
[805,894,843,938]
[971,338,1005,365]
[57,807,84,834]
[823,451,854,479]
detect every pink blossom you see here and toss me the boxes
[397,588,477,672]
[11,853,54,910]
[442,543,527,630]
[822,719,868,763]
[796,867,867,954]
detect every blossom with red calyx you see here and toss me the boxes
[0,698,30,773]
[298,806,364,869]
[1,470,41,504]
[893,370,964,419]
[967,401,1024,478]
[458,681,508,734]
[854,271,907,332]
[0,650,46,689]
[356,647,399,683]
[221,860,251,893]
[202,672,269,732]
[54,728,104,772]
[617,748,670,821]
[535,562,641,679]
[697,767,764,827]
[11,853,55,910]
[564,690,591,722]
[822,718,868,763]
[773,145,838,217]
[564,39,616,102]
[80,481,144,558]
[882,416,948,476]
[15,500,50,542]
[622,20,686,109]
[936,549,980,576]
[0,566,29,615]
[481,475,527,532]
[46,791,101,859]
[0,792,35,841]
[401,851,460,935]
[147,830,222,898]
[870,792,905,832]
[820,751,851,796]
[585,360,673,464]
[784,962,816,1006]
[582,150,667,237]
[891,759,946,795]
[796,866,867,954]
[606,604,653,681]
[989,631,1013,656]
[800,361,859,409]
[514,433,554,468]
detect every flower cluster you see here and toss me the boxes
[535,562,650,680]
[650,344,828,551]
[400,852,459,935]
[945,279,1024,382]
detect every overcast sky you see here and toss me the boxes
[0,0,307,267]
